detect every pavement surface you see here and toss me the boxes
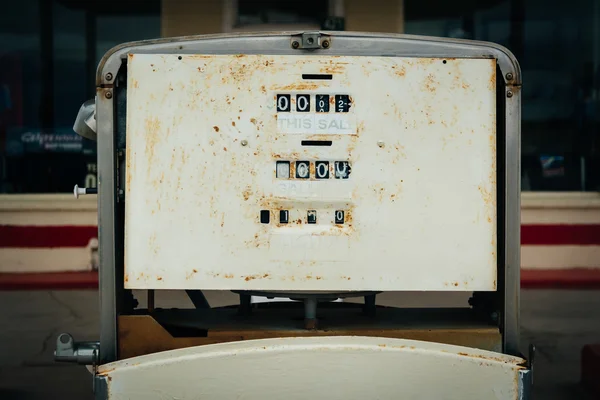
[0,289,598,399]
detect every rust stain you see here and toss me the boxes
[424,73,437,93]
[213,126,219,132]
[417,58,435,66]
[125,146,133,190]
[320,64,345,74]
[457,351,520,365]
[356,121,365,134]
[272,82,320,91]
[157,277,163,281]
[232,121,236,127]
[478,185,494,207]
[260,85,266,94]
[393,144,407,163]
[193,269,198,273]
[242,188,252,201]
[392,65,406,77]
[244,273,270,281]
[223,147,228,152]
[124,274,129,283]
[144,117,162,165]
[488,66,497,91]
[132,79,139,89]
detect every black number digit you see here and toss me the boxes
[316,94,329,112]
[334,161,351,179]
[277,94,291,112]
[296,94,310,112]
[335,95,351,112]
[307,210,317,224]
[315,161,329,179]
[296,161,310,179]
[335,210,345,224]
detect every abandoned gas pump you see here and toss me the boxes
[56,31,531,399]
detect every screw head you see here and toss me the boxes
[291,41,300,49]
[241,140,248,146]
[507,90,514,98]
[105,72,113,81]
[505,72,513,81]
[322,40,330,49]
[105,91,113,99]
[490,312,499,323]
[377,140,385,148]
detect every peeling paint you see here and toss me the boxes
[124,54,497,292]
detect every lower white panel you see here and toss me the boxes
[99,337,526,400]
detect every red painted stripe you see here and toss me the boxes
[0,225,97,248]
[521,224,600,246]
[1,224,600,247]
[1,269,599,290]
[0,271,98,290]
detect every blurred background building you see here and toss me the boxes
[1,0,599,273]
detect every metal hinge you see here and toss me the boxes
[54,333,99,365]
[291,32,331,50]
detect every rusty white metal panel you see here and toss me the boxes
[98,337,525,399]
[124,54,497,291]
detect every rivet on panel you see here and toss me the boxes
[105,91,113,99]
[241,140,248,146]
[291,41,300,49]
[505,72,513,81]
[506,91,513,98]
[105,73,113,81]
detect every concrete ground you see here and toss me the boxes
[0,289,598,399]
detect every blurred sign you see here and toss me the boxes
[5,128,96,156]
[321,17,344,31]
[540,155,565,177]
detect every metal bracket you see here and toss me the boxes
[54,333,100,365]
[517,343,535,399]
[94,375,108,400]
[518,369,532,400]
[291,32,331,50]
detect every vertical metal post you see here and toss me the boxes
[304,298,318,330]
[97,86,118,364]
[364,294,377,316]
[238,293,252,315]
[504,86,521,356]
[147,290,155,312]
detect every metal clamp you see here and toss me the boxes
[291,32,330,50]
[54,333,100,365]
